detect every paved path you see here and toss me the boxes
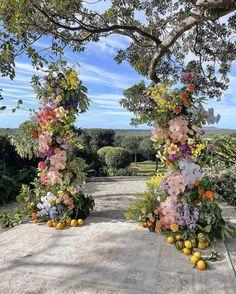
[0,177,235,294]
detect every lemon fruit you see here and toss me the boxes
[66,218,72,225]
[198,242,206,250]
[56,222,65,230]
[177,241,184,249]
[47,220,53,227]
[53,220,58,227]
[184,240,192,249]
[183,248,191,255]
[191,239,197,247]
[190,255,200,265]
[77,219,84,226]
[194,252,201,259]
[70,219,78,227]
[197,260,206,270]
[167,236,175,244]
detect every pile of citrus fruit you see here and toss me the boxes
[31,211,84,230]
[166,233,208,270]
[47,218,84,230]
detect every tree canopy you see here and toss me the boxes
[0,0,236,100]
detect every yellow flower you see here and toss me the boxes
[170,223,179,232]
[146,173,163,188]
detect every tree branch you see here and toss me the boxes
[148,1,236,83]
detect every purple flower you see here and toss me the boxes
[47,147,55,157]
[162,94,169,101]
[168,154,179,162]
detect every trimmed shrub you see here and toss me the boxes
[97,146,114,162]
[105,147,131,169]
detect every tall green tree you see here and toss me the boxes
[0,0,235,100]
[121,135,142,165]
[139,137,156,161]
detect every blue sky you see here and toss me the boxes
[0,7,236,130]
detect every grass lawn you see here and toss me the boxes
[129,161,157,176]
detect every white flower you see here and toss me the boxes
[205,108,221,125]
[179,159,203,186]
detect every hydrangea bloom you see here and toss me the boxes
[37,192,57,217]
[160,196,181,226]
[166,171,186,196]
[179,159,202,186]
[50,150,67,170]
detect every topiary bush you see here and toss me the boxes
[97,146,114,162]
[105,147,131,169]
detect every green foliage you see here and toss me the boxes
[203,164,236,206]
[87,129,115,151]
[0,163,35,204]
[11,120,39,159]
[72,192,95,220]
[124,191,158,221]
[104,167,135,177]
[105,147,132,169]
[97,146,114,162]
[139,137,156,161]
[210,135,236,166]
[0,210,14,229]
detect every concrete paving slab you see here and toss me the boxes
[0,177,235,294]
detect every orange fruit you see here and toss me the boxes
[53,220,58,227]
[197,260,206,270]
[47,220,53,227]
[198,242,206,250]
[194,252,201,259]
[34,219,38,224]
[66,218,72,225]
[56,222,65,230]
[184,240,192,249]
[183,248,191,255]
[77,219,84,226]
[70,219,78,227]
[190,255,200,265]
[167,236,175,244]
[177,241,184,249]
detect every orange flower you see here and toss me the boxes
[173,105,182,114]
[166,160,172,166]
[194,180,201,187]
[147,221,154,227]
[31,211,38,219]
[32,131,38,138]
[198,189,205,196]
[205,191,214,200]
[184,98,191,107]
[194,199,201,206]
[179,92,188,100]
[187,84,195,92]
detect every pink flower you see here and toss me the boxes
[39,132,52,154]
[169,116,189,144]
[50,150,67,170]
[151,126,164,142]
[38,161,46,170]
[166,171,186,196]
[46,170,63,185]
[40,174,48,185]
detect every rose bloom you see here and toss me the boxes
[179,92,188,100]
[187,84,195,92]
[38,161,46,170]
[173,105,182,114]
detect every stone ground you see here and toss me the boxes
[0,177,236,294]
